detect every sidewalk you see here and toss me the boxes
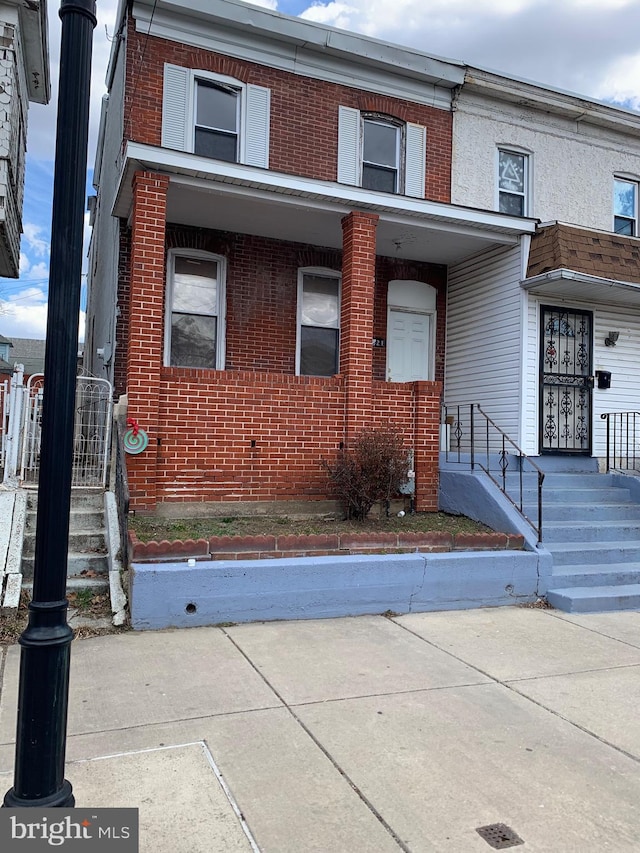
[1,606,639,851]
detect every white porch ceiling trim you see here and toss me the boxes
[522,267,640,308]
[114,142,537,242]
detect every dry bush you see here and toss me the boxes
[322,427,410,521]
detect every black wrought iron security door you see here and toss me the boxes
[540,306,593,453]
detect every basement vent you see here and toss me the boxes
[476,823,524,849]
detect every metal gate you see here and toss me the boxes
[1,367,113,487]
[540,305,593,454]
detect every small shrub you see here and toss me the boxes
[322,427,410,521]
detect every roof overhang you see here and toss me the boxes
[113,142,536,266]
[522,268,640,308]
[16,0,50,104]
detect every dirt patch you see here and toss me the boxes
[1,589,128,646]
[130,510,493,544]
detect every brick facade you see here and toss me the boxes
[124,23,453,202]
[118,12,452,514]
[119,175,445,512]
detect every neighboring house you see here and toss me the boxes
[0,0,49,277]
[85,0,537,514]
[449,68,640,461]
[0,335,45,377]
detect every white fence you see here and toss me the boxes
[1,366,113,488]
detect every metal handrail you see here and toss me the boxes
[600,411,640,473]
[444,403,545,544]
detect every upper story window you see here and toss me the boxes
[498,148,529,216]
[338,107,426,199]
[164,250,226,369]
[297,269,341,377]
[362,118,401,193]
[195,80,239,162]
[613,178,638,236]
[162,64,270,169]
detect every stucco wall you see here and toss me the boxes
[452,90,640,230]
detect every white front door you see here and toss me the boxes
[387,309,431,381]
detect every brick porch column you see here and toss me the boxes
[414,380,442,511]
[125,171,169,511]
[340,211,379,443]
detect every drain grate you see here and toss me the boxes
[476,823,524,849]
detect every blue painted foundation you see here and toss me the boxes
[130,550,544,630]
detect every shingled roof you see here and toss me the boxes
[527,223,640,284]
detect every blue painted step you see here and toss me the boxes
[525,503,640,522]
[543,520,640,543]
[532,470,640,612]
[547,584,640,613]
[550,563,640,588]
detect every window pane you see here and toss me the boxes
[614,216,634,236]
[499,151,525,194]
[173,257,218,314]
[363,121,398,167]
[197,81,237,132]
[362,164,397,193]
[300,327,338,376]
[499,191,524,217]
[170,314,217,368]
[302,276,339,327]
[194,128,237,162]
[614,179,636,218]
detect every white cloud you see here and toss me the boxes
[296,0,640,103]
[0,288,48,339]
[22,223,49,258]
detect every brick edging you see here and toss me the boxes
[129,529,525,562]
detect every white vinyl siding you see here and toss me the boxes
[337,106,426,198]
[161,63,270,167]
[446,244,524,445]
[591,306,640,460]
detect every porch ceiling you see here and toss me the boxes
[114,143,536,266]
[523,268,640,308]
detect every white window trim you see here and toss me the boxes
[162,63,270,168]
[361,115,404,194]
[613,175,639,236]
[337,105,426,199]
[296,267,342,377]
[496,146,532,217]
[191,71,246,164]
[164,248,227,370]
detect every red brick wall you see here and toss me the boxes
[125,172,169,506]
[124,19,453,202]
[120,182,445,511]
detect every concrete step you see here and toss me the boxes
[26,490,105,512]
[546,541,640,567]
[521,487,632,504]
[21,552,109,580]
[22,530,106,556]
[24,509,105,534]
[547,584,640,613]
[543,520,640,544]
[525,503,640,522]
[23,576,109,593]
[504,472,617,488]
[549,563,640,588]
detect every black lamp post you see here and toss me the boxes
[3,0,96,809]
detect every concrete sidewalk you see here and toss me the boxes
[1,606,640,851]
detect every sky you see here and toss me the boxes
[1,0,639,341]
